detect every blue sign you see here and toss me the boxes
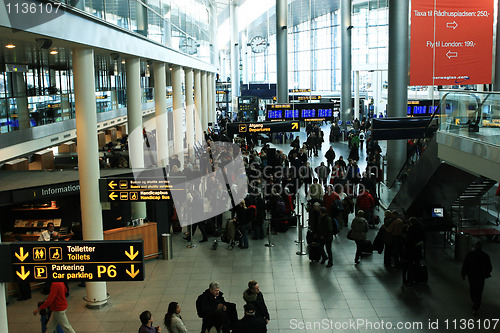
[302,109,316,118]
[268,110,283,119]
[413,106,427,114]
[318,109,332,118]
[285,109,299,118]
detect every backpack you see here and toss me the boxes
[196,294,204,318]
[247,205,257,220]
[275,199,286,215]
[332,218,340,235]
[333,199,344,212]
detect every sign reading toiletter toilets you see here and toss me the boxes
[410,0,494,86]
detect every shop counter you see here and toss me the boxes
[103,222,158,258]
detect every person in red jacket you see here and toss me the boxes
[356,189,375,228]
[33,282,76,333]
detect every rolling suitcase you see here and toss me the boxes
[308,243,321,262]
[408,262,428,284]
[361,240,373,254]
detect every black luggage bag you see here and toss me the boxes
[308,243,321,262]
[407,262,428,284]
[361,240,373,254]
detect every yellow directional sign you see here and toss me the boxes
[15,247,29,262]
[101,178,183,202]
[126,264,140,278]
[108,180,117,190]
[10,241,145,282]
[455,119,461,125]
[292,122,299,130]
[125,246,138,260]
[16,266,30,280]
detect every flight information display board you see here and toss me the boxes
[265,103,336,121]
[407,100,440,116]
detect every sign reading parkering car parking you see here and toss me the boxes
[9,240,144,282]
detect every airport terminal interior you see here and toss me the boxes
[1,0,500,332]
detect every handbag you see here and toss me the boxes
[347,229,354,240]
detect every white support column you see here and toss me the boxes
[207,73,213,126]
[184,68,195,160]
[72,48,107,309]
[126,57,147,219]
[194,70,203,143]
[13,72,30,130]
[211,73,217,126]
[230,0,240,114]
[201,71,208,131]
[354,70,360,120]
[154,62,169,167]
[172,65,185,168]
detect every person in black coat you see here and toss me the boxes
[242,281,270,325]
[233,303,266,333]
[461,240,492,315]
[197,282,231,333]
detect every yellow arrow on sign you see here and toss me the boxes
[125,246,138,260]
[455,119,461,125]
[109,192,118,201]
[15,247,29,262]
[108,181,117,190]
[16,266,30,280]
[126,264,139,278]
[292,122,299,130]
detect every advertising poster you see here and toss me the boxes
[410,0,494,86]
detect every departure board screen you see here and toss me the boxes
[268,110,283,119]
[429,105,438,114]
[413,106,427,114]
[318,109,333,118]
[285,109,299,118]
[302,109,316,118]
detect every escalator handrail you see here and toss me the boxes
[388,92,449,189]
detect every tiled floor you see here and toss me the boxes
[6,126,500,332]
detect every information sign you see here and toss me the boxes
[10,240,144,282]
[410,0,494,85]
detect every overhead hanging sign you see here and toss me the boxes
[410,0,494,86]
[100,177,184,202]
[9,240,145,282]
[227,121,300,135]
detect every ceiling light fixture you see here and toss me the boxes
[121,60,126,64]
[49,50,58,55]
[5,44,15,49]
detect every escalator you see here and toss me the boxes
[386,90,499,217]
[388,136,478,216]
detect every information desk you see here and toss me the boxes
[103,222,158,258]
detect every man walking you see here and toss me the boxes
[33,282,76,333]
[461,240,492,315]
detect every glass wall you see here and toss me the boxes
[64,0,214,64]
[246,0,389,92]
[0,56,154,134]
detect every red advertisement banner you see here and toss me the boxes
[410,0,494,86]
